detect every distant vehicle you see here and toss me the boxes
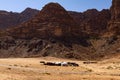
[40,61,79,67]
[83,61,97,64]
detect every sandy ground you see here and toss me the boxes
[0,57,120,80]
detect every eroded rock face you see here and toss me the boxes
[1,3,111,38]
[0,37,91,59]
[2,1,120,60]
[69,9,111,36]
[108,0,120,35]
[9,3,84,39]
[111,0,120,21]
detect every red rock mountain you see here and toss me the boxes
[0,11,19,29]
[8,3,85,39]
[18,8,39,23]
[69,9,111,36]
[108,0,120,35]
[0,0,120,60]
[0,8,39,29]
[8,3,111,39]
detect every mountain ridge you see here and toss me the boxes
[0,7,39,29]
[0,0,120,60]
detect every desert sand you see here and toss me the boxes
[0,57,120,80]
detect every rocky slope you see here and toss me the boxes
[0,36,92,59]
[108,0,120,35]
[0,3,92,59]
[69,9,111,36]
[0,8,39,29]
[0,11,19,29]
[18,8,39,23]
[0,0,120,60]
[90,0,120,59]
[8,3,87,40]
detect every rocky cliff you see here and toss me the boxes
[8,3,86,40]
[108,0,120,35]
[0,3,92,59]
[0,1,120,60]
[69,9,111,36]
